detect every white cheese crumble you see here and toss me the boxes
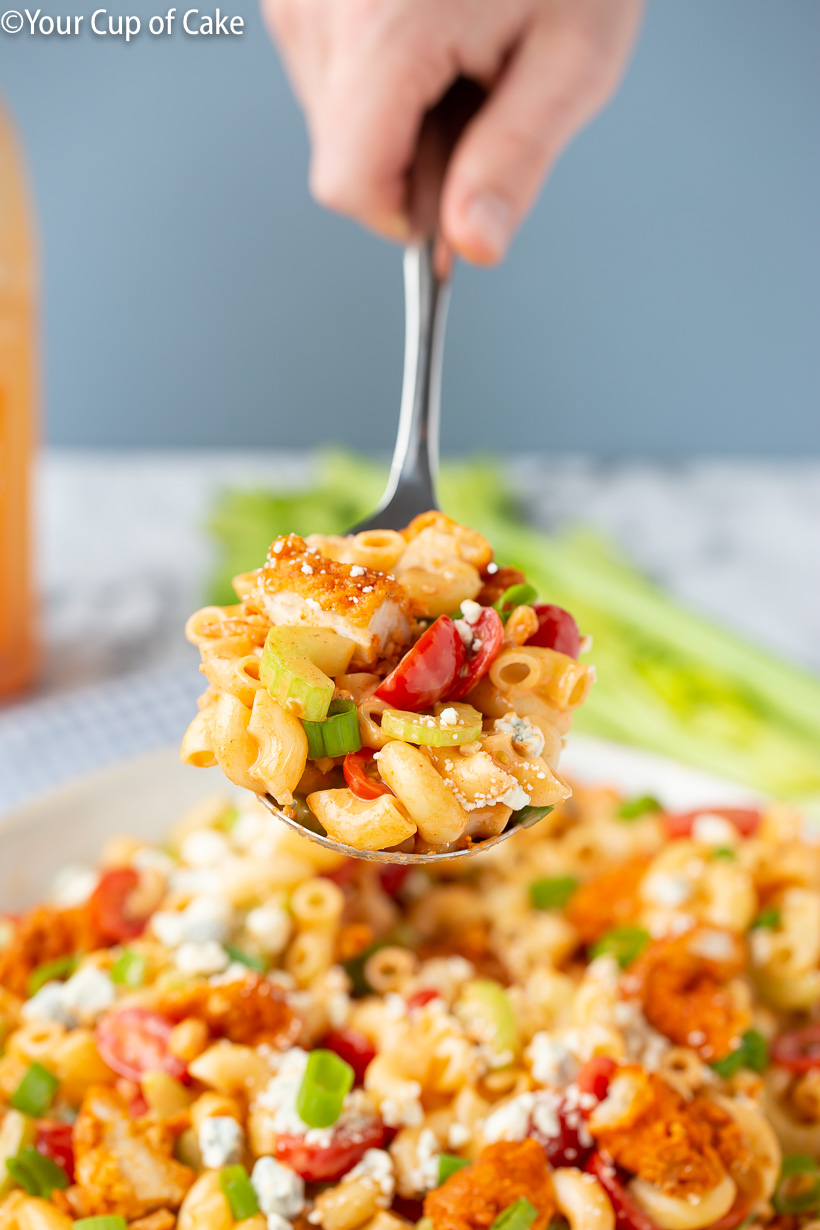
[689,929,735,962]
[500,785,531,811]
[251,1155,305,1218]
[453,619,474,649]
[60,966,116,1024]
[51,864,98,907]
[482,1093,535,1143]
[199,1116,244,1169]
[438,707,460,727]
[642,872,693,908]
[349,565,366,577]
[346,1148,396,1204]
[380,1082,424,1128]
[21,982,74,1026]
[246,903,291,955]
[180,828,231,868]
[460,600,482,625]
[750,929,774,966]
[175,941,230,977]
[152,895,233,949]
[691,813,738,846]
[448,1122,471,1148]
[258,1049,323,1139]
[132,846,175,876]
[531,1097,560,1141]
[527,1033,578,1088]
[494,713,545,759]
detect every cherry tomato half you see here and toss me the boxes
[445,608,505,702]
[771,1023,820,1073]
[578,1055,617,1104]
[663,807,761,841]
[88,868,148,944]
[586,1152,660,1230]
[344,749,395,802]
[321,1028,377,1085]
[406,987,442,1011]
[376,616,465,711]
[35,1120,75,1181]
[527,604,582,658]
[96,1008,187,1083]
[275,1116,386,1182]
[531,1099,594,1170]
[378,865,410,897]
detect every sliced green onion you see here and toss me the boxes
[302,698,362,759]
[218,804,241,831]
[110,949,147,988]
[515,804,554,829]
[225,944,268,973]
[457,980,518,1058]
[711,847,736,861]
[490,1197,539,1230]
[6,1146,69,1198]
[381,703,482,747]
[73,1219,129,1230]
[711,1029,769,1078]
[616,794,662,821]
[530,876,578,911]
[438,1153,470,1184]
[773,1155,820,1215]
[750,907,781,931]
[261,628,338,722]
[296,1048,354,1129]
[591,925,650,969]
[494,584,537,625]
[219,1164,259,1220]
[10,1064,59,1118]
[27,954,77,998]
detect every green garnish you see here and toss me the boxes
[225,944,268,974]
[616,794,662,820]
[110,949,147,988]
[218,804,241,831]
[296,1049,354,1129]
[494,584,537,625]
[457,980,518,1058]
[750,908,780,931]
[302,698,362,759]
[515,805,554,829]
[711,847,736,860]
[591,925,650,969]
[529,876,578,911]
[773,1155,820,1215]
[438,1154,470,1184]
[10,1064,59,1118]
[490,1198,539,1230]
[261,626,355,722]
[27,954,77,997]
[381,704,482,747]
[710,1029,769,1078]
[74,1219,129,1230]
[219,1164,259,1220]
[6,1146,69,1198]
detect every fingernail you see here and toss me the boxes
[463,192,512,262]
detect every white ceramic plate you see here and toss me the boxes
[0,736,759,911]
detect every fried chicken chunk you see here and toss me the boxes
[565,856,649,944]
[424,1140,555,1230]
[249,534,413,667]
[159,971,299,1048]
[624,929,750,1061]
[0,905,101,998]
[74,1087,194,1219]
[589,1068,751,1198]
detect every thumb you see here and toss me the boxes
[440,19,623,264]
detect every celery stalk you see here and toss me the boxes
[261,629,334,721]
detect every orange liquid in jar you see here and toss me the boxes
[0,102,37,697]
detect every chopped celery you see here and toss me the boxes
[302,698,362,759]
[457,979,518,1059]
[261,627,344,721]
[381,703,482,747]
[0,1112,36,1198]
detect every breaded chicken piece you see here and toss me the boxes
[589,1068,751,1198]
[424,1139,554,1230]
[248,534,413,667]
[74,1087,194,1219]
[565,855,650,944]
[0,905,102,998]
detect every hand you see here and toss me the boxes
[263,0,644,264]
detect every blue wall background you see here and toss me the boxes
[1,0,818,455]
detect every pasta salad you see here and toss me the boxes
[181,512,594,854]
[0,785,818,1230]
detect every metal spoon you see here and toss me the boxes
[260,82,553,862]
